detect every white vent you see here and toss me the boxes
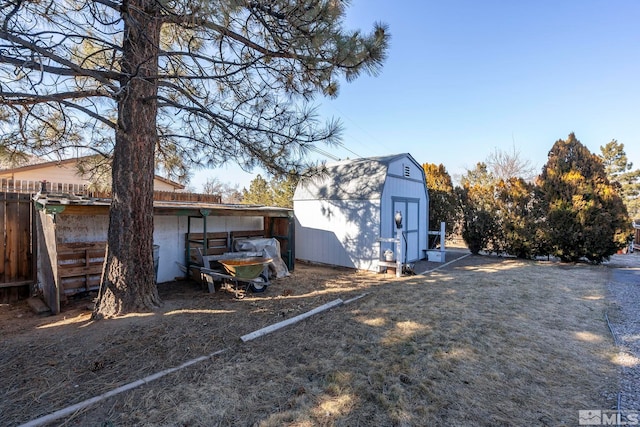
[404,165,411,177]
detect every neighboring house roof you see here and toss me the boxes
[152,174,186,190]
[0,156,185,190]
[0,157,78,174]
[293,153,422,201]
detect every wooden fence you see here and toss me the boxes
[0,178,86,195]
[0,192,34,303]
[0,178,222,203]
[0,179,221,303]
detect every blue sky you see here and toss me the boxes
[192,0,640,190]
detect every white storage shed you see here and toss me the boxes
[293,153,429,271]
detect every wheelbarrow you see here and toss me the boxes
[200,257,272,297]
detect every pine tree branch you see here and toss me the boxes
[91,0,121,11]
[0,90,109,104]
[0,31,120,89]
[58,100,116,129]
[1,90,115,130]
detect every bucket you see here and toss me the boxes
[384,249,394,262]
[153,244,160,283]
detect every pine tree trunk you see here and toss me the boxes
[93,0,162,318]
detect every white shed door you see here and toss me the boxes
[392,199,420,262]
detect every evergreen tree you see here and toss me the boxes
[422,163,458,244]
[242,175,274,206]
[0,1,388,317]
[242,172,299,208]
[454,150,541,257]
[599,140,640,220]
[271,172,299,209]
[457,163,501,254]
[538,133,631,263]
[495,177,542,259]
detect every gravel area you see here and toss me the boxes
[605,253,640,418]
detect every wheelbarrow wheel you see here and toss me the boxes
[250,275,268,293]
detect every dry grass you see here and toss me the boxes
[0,255,628,426]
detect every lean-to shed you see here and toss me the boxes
[293,153,429,271]
[33,196,294,313]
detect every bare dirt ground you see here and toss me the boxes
[1,253,638,426]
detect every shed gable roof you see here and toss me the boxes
[294,153,416,201]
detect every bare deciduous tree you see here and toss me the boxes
[202,177,242,204]
[485,146,536,182]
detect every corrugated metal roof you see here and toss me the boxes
[33,194,292,217]
[293,153,412,201]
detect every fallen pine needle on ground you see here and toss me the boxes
[2,254,635,426]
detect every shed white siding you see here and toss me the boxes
[294,199,380,270]
[294,153,428,271]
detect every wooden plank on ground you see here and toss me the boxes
[27,296,50,314]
